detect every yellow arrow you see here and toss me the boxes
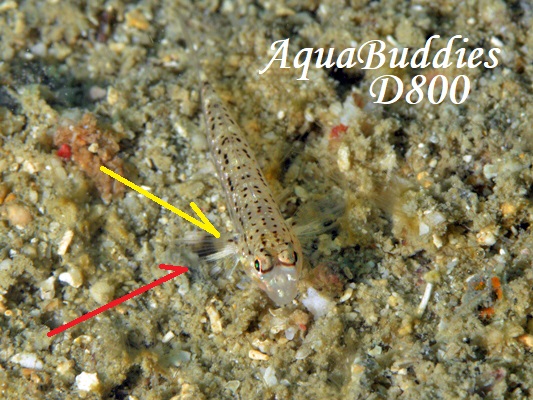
[100,166,220,238]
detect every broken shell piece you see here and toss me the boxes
[57,230,74,256]
[162,331,175,343]
[248,349,269,361]
[339,287,353,303]
[206,304,223,333]
[10,353,44,370]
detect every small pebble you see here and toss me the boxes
[75,372,101,392]
[285,326,297,340]
[56,360,75,375]
[88,143,99,153]
[483,164,498,179]
[0,184,9,204]
[107,87,119,105]
[89,86,107,100]
[6,204,33,227]
[125,9,150,30]
[38,277,56,300]
[500,202,516,217]
[89,280,115,304]
[0,258,12,271]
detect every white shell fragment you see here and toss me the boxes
[419,221,430,236]
[262,366,278,387]
[417,283,433,317]
[10,353,44,370]
[339,287,353,303]
[59,268,83,288]
[75,372,100,392]
[162,331,175,343]
[302,287,335,318]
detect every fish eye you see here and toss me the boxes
[254,259,261,272]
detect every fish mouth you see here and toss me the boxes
[262,266,299,306]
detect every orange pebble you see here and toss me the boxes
[57,144,72,159]
[479,307,495,319]
[491,277,503,300]
[329,124,348,140]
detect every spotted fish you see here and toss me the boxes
[200,79,303,306]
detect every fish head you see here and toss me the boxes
[251,242,303,306]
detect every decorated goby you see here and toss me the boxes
[200,77,303,306]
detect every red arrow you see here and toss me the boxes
[47,265,188,337]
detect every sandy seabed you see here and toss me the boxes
[0,0,532,399]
